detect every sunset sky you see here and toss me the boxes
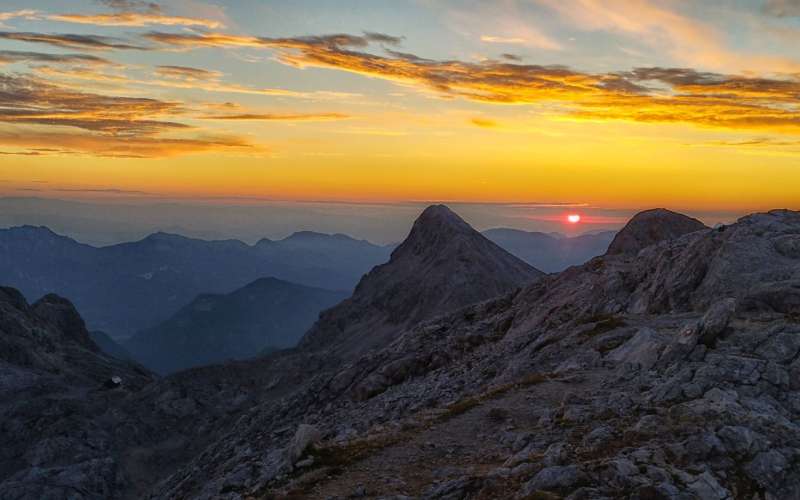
[0,0,799,239]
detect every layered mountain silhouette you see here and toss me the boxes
[482,228,615,272]
[3,206,800,499]
[299,205,543,358]
[0,226,392,337]
[125,277,348,374]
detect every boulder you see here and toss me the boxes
[286,424,321,465]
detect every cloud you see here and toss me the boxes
[481,35,529,44]
[362,32,404,45]
[0,129,254,158]
[143,31,404,50]
[501,53,523,62]
[143,31,263,49]
[535,0,800,73]
[48,12,222,28]
[470,117,498,128]
[96,0,161,13]
[0,74,186,134]
[0,50,114,66]
[0,9,39,22]
[202,112,350,121]
[203,32,800,135]
[155,65,223,80]
[702,137,800,147]
[0,31,146,51]
[763,0,800,17]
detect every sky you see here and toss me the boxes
[0,0,799,241]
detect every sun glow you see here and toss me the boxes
[567,214,581,224]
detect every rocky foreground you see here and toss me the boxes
[1,207,799,499]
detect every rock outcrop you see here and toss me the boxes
[0,289,153,499]
[606,208,707,256]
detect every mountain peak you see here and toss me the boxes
[607,208,707,256]
[300,205,543,358]
[414,204,471,232]
[392,204,476,260]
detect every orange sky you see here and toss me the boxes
[0,0,799,212]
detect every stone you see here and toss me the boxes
[606,328,668,369]
[698,298,737,346]
[286,424,321,465]
[745,451,789,488]
[523,465,583,492]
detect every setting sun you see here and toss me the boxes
[567,214,582,224]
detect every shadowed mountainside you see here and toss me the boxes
[125,277,348,374]
[0,227,392,337]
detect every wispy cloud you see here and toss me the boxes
[155,65,222,80]
[0,74,256,157]
[535,0,800,73]
[202,112,350,121]
[0,129,255,158]
[0,9,39,23]
[470,117,498,128]
[0,31,147,51]
[146,30,800,135]
[763,0,800,17]
[0,50,114,66]
[0,74,184,134]
[480,34,561,50]
[48,12,222,28]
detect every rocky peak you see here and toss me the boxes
[392,204,475,259]
[31,294,98,351]
[606,208,707,256]
[299,204,543,358]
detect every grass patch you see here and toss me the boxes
[436,372,553,423]
[521,492,562,500]
[579,314,627,338]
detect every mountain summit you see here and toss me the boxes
[606,208,707,256]
[299,204,543,358]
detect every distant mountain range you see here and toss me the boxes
[0,223,615,340]
[0,226,392,337]
[125,278,348,374]
[482,228,616,272]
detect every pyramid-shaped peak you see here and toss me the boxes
[607,208,707,256]
[415,204,471,230]
[299,204,543,358]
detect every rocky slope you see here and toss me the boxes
[150,208,800,499]
[125,278,348,374]
[0,288,153,499]
[2,206,800,499]
[298,205,544,358]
